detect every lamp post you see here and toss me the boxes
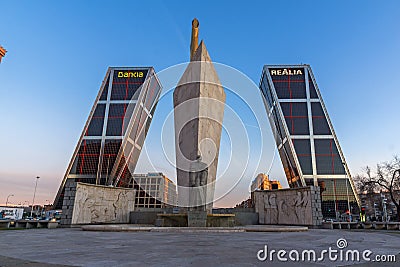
[331,179,338,220]
[30,176,40,218]
[342,162,352,222]
[345,179,351,221]
[5,194,14,206]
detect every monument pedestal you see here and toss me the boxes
[155,213,235,227]
[253,186,323,226]
[187,211,207,227]
[70,183,136,225]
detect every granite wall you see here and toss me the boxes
[71,183,136,224]
[60,179,77,225]
[254,186,323,226]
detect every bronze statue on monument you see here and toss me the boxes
[189,155,208,211]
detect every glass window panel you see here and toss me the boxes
[70,139,101,175]
[259,73,274,109]
[134,107,148,141]
[119,102,136,134]
[106,118,123,136]
[311,102,331,135]
[280,102,308,116]
[110,83,142,101]
[277,142,302,187]
[304,178,314,186]
[128,108,142,141]
[144,75,161,110]
[292,139,312,175]
[280,102,309,135]
[100,139,122,175]
[271,109,286,145]
[318,178,358,218]
[106,104,128,136]
[114,154,127,181]
[127,146,141,171]
[86,104,106,136]
[308,74,319,99]
[315,139,345,174]
[99,76,110,101]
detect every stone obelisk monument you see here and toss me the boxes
[173,18,226,214]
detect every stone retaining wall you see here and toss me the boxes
[254,186,323,226]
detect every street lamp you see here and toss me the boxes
[5,194,14,206]
[30,176,40,218]
[342,162,352,222]
[331,179,338,220]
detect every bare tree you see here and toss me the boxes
[353,166,378,195]
[356,156,400,221]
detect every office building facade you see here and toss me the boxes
[251,173,282,192]
[53,67,161,211]
[259,65,360,218]
[132,173,177,208]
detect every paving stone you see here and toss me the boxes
[0,228,399,266]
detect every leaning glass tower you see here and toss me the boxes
[53,67,161,217]
[259,65,360,219]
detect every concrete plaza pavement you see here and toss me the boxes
[0,228,399,266]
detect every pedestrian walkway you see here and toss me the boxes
[81,224,308,232]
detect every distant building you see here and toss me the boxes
[235,198,253,209]
[0,46,6,62]
[251,173,282,192]
[132,172,177,208]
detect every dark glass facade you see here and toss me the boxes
[259,65,360,218]
[53,67,161,209]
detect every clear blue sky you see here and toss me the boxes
[0,0,399,207]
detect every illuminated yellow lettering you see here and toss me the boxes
[117,71,145,78]
[277,70,282,75]
[282,69,288,75]
[271,70,276,75]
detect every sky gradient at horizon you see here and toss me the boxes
[0,1,399,207]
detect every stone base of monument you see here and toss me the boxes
[155,214,187,227]
[66,183,136,225]
[253,186,323,227]
[188,211,207,227]
[155,213,235,227]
